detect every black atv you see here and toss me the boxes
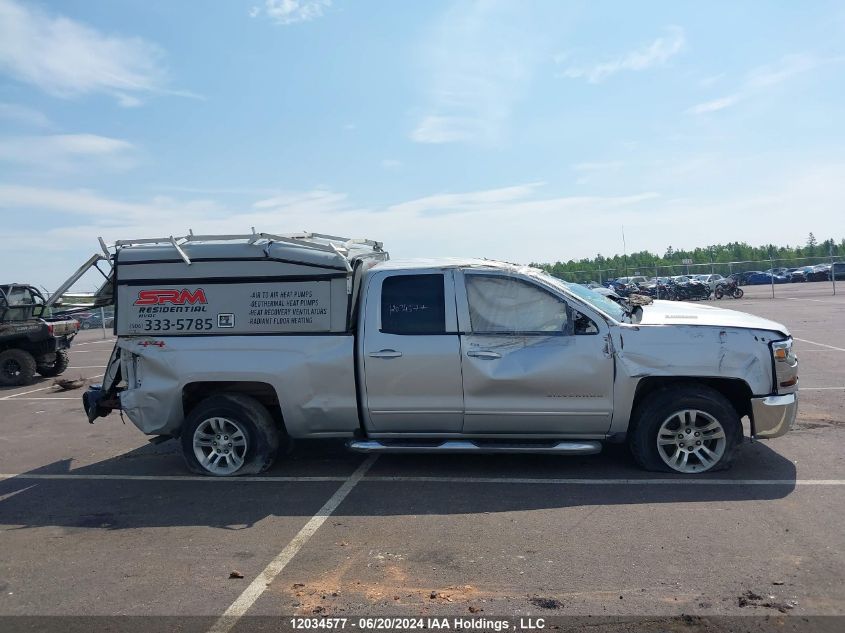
[0,284,80,386]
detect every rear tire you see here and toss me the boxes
[181,394,280,476]
[714,287,724,299]
[629,384,741,474]
[0,349,37,386]
[36,350,70,377]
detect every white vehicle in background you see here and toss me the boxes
[694,274,725,291]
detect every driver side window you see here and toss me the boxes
[465,275,568,334]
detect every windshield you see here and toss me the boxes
[533,271,627,322]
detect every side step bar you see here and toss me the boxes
[347,439,602,455]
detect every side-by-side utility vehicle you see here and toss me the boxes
[0,284,79,386]
[80,231,798,476]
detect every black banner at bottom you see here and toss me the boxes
[0,616,843,633]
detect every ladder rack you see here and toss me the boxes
[106,229,385,267]
[45,230,386,307]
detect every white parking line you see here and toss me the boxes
[364,477,845,485]
[67,366,108,369]
[6,397,82,400]
[0,374,103,400]
[0,473,348,482]
[207,455,378,633]
[786,298,842,304]
[72,339,116,346]
[0,385,57,400]
[794,337,845,352]
[1,471,842,486]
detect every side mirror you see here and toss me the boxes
[631,305,644,323]
[562,305,575,336]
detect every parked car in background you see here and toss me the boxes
[694,274,725,291]
[766,267,791,277]
[734,271,762,286]
[606,276,650,296]
[608,276,648,289]
[78,313,114,330]
[746,271,790,285]
[790,267,810,282]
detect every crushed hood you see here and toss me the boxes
[638,300,789,336]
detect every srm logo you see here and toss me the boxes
[134,288,207,306]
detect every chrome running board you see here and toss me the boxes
[347,439,602,455]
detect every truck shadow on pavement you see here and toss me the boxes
[0,440,798,530]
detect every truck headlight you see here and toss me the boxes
[772,339,795,364]
[771,339,798,391]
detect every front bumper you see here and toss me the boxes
[751,393,797,439]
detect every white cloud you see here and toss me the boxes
[689,53,842,115]
[560,26,685,83]
[250,0,331,25]
[0,185,219,223]
[0,181,660,288]
[0,102,52,128]
[4,163,844,290]
[0,134,136,170]
[0,0,185,106]
[688,95,740,114]
[387,183,546,216]
[410,2,542,145]
[252,189,354,214]
[410,115,483,144]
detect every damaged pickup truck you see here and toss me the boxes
[81,231,798,476]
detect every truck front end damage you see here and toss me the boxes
[750,337,798,439]
[610,299,798,441]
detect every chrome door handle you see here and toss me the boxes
[466,350,501,360]
[369,349,403,359]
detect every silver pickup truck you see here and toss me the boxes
[83,232,798,477]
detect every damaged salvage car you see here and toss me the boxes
[76,231,797,476]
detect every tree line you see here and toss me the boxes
[532,233,845,282]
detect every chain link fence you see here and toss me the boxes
[550,255,842,297]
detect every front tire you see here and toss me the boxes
[629,385,741,474]
[732,288,744,299]
[0,349,37,386]
[181,394,281,476]
[36,350,70,377]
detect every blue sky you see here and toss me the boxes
[1,0,844,290]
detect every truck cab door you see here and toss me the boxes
[457,270,614,436]
[360,270,463,434]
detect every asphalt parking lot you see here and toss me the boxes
[1,286,844,632]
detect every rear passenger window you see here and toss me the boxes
[381,274,446,335]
